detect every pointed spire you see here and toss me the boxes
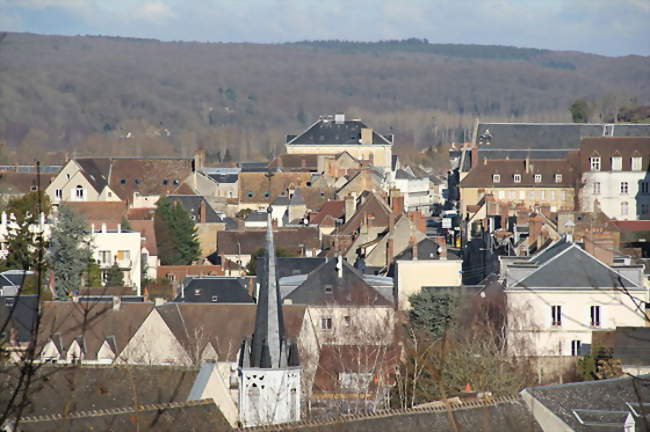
[249,207,285,368]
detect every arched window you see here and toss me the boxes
[75,185,85,200]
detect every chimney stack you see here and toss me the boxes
[471,146,479,169]
[200,199,207,223]
[389,189,404,215]
[345,194,356,223]
[112,296,121,311]
[410,235,418,261]
[436,235,448,260]
[361,128,373,145]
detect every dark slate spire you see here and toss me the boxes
[249,207,286,368]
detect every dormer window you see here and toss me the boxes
[590,156,601,171]
[324,284,333,294]
[632,156,642,171]
[492,174,501,183]
[513,174,521,183]
[134,178,142,185]
[162,179,169,185]
[211,295,218,302]
[611,156,622,171]
[555,174,562,183]
[534,174,542,183]
[120,179,127,185]
[247,192,254,198]
[173,179,180,185]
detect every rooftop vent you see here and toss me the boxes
[334,113,345,124]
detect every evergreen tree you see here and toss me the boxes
[120,216,132,231]
[409,290,459,339]
[105,261,124,287]
[85,261,102,287]
[154,197,200,265]
[49,206,93,299]
[2,191,51,271]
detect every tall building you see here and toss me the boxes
[238,208,301,427]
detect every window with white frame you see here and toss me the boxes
[631,156,642,171]
[534,174,542,183]
[555,173,562,183]
[513,174,521,183]
[611,156,622,171]
[540,190,545,200]
[498,190,505,199]
[321,317,333,330]
[492,174,501,183]
[590,157,601,171]
[75,185,85,199]
[621,201,629,216]
[620,182,629,195]
[509,190,516,199]
[550,190,556,201]
[571,340,581,356]
[551,305,562,327]
[55,189,62,199]
[527,190,535,200]
[590,305,601,327]
[99,251,111,265]
[561,190,567,201]
[519,190,525,200]
[593,182,601,195]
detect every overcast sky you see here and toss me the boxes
[1,0,649,56]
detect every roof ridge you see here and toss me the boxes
[18,399,214,423]
[239,396,522,430]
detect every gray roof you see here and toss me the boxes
[475,123,650,160]
[289,188,305,206]
[1,294,38,343]
[287,116,392,145]
[207,173,239,183]
[395,238,439,261]
[523,375,650,432]
[175,277,254,304]
[285,257,394,305]
[612,327,650,366]
[271,195,291,205]
[239,161,269,172]
[1,269,31,287]
[395,168,416,180]
[167,194,223,223]
[245,211,268,222]
[273,257,327,280]
[513,243,641,290]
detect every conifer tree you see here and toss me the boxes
[105,261,124,287]
[49,206,93,299]
[154,197,200,265]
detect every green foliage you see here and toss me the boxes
[577,354,596,381]
[569,99,591,123]
[154,197,201,265]
[105,261,124,287]
[246,247,296,275]
[85,261,102,287]
[408,290,459,339]
[2,192,50,271]
[120,216,132,231]
[235,208,253,220]
[49,205,93,299]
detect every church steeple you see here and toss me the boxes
[250,207,285,367]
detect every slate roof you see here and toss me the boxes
[217,227,321,256]
[285,257,394,306]
[395,168,416,180]
[256,396,541,432]
[287,116,393,146]
[75,158,111,191]
[0,171,55,195]
[16,399,232,432]
[1,269,30,287]
[245,211,268,222]
[611,327,650,366]
[511,242,642,290]
[274,257,327,280]
[36,301,154,361]
[474,122,650,160]
[167,194,223,223]
[155,303,307,362]
[460,157,578,188]
[175,277,254,303]
[0,364,200,420]
[523,375,650,432]
[579,137,650,171]
[394,238,439,260]
[289,188,306,206]
[0,294,38,343]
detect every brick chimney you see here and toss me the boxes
[199,199,207,223]
[471,146,479,169]
[386,237,394,266]
[435,235,447,260]
[389,189,404,215]
[584,235,615,265]
[410,235,418,261]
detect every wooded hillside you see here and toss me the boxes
[0,33,648,165]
